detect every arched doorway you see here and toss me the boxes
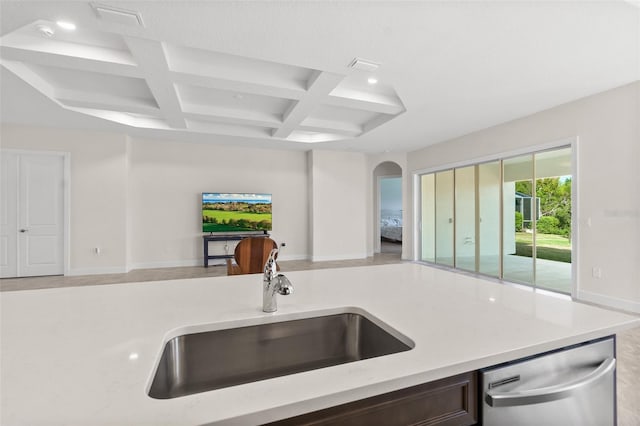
[373,161,403,255]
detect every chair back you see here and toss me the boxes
[227,237,278,275]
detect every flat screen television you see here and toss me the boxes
[202,193,272,233]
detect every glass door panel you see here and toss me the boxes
[503,155,534,285]
[478,161,501,277]
[435,170,454,266]
[455,166,476,272]
[420,174,435,262]
[534,148,572,294]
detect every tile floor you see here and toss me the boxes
[1,245,638,425]
[430,254,572,294]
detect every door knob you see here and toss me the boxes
[19,229,28,233]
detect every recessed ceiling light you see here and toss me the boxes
[56,20,76,31]
[367,77,378,85]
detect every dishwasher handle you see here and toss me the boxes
[485,357,616,408]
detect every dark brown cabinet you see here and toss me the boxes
[265,371,477,426]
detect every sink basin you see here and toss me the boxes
[148,310,413,399]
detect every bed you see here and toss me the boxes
[380,214,402,242]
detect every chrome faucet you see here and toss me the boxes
[263,248,293,312]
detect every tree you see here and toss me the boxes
[515,211,523,232]
[536,177,571,235]
[515,181,532,195]
[536,216,560,234]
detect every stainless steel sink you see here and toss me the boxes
[148,311,413,399]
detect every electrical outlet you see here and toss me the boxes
[94,247,101,255]
[592,267,602,279]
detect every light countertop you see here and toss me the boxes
[1,263,638,425]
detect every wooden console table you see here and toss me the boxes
[202,233,269,267]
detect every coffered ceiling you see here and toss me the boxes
[1,1,638,153]
[1,16,405,144]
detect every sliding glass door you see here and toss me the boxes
[478,161,501,278]
[502,154,534,286]
[421,174,435,263]
[534,148,572,293]
[418,146,573,295]
[455,166,476,272]
[435,170,454,267]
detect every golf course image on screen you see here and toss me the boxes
[202,193,272,232]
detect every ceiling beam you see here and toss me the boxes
[271,70,345,138]
[171,71,306,101]
[0,30,137,66]
[124,37,186,129]
[64,105,171,130]
[55,88,161,116]
[185,119,273,139]
[324,92,406,115]
[0,45,141,78]
[298,117,362,137]
[1,60,58,101]
[182,104,281,129]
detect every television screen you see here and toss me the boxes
[202,193,272,233]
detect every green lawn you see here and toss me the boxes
[202,210,271,232]
[515,232,571,263]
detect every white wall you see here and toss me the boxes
[1,126,129,274]
[309,150,367,261]
[127,136,309,268]
[0,125,310,273]
[407,81,640,312]
[1,126,386,274]
[380,177,402,213]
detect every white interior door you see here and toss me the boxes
[1,152,18,277]
[0,151,65,278]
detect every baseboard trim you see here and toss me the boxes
[130,259,202,270]
[128,254,310,271]
[279,254,309,261]
[577,289,640,314]
[311,253,368,262]
[67,266,129,276]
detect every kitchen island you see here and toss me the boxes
[1,263,638,425]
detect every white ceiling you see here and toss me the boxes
[1,1,638,153]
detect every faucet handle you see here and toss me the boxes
[264,247,279,278]
[267,247,279,261]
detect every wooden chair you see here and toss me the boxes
[226,237,279,275]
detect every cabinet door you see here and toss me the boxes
[265,371,477,426]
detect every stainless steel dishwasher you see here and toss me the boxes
[480,336,616,426]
